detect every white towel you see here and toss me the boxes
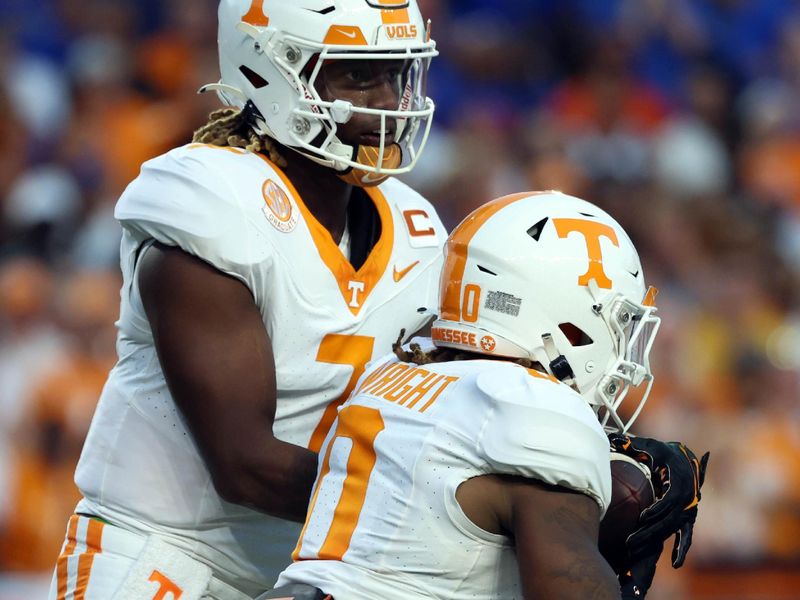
[113,536,213,600]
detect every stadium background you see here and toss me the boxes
[1,0,799,598]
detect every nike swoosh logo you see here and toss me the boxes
[361,171,387,184]
[333,27,358,39]
[393,261,420,282]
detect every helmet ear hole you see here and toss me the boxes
[558,322,593,347]
[239,65,269,89]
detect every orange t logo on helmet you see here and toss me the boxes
[553,218,620,289]
[241,0,269,26]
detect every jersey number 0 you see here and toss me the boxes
[293,405,385,561]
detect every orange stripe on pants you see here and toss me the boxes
[74,519,104,600]
[56,515,80,600]
[56,516,104,600]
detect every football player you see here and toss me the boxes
[274,192,708,600]
[49,1,444,599]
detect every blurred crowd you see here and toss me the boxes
[1,0,799,598]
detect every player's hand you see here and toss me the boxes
[618,541,663,600]
[608,433,710,568]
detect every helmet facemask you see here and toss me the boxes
[298,50,434,185]
[584,284,661,434]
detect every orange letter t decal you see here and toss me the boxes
[553,218,619,289]
[241,0,269,26]
[148,570,183,600]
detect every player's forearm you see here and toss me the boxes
[521,555,621,600]
[210,437,318,522]
[509,480,621,600]
[549,569,620,600]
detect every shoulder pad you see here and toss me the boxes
[116,146,242,234]
[476,364,612,511]
[115,146,275,287]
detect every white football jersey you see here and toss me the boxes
[73,144,446,595]
[278,343,611,600]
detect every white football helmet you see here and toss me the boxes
[203,0,437,183]
[431,191,661,433]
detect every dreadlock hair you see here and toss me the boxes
[393,341,472,365]
[192,104,288,167]
[390,329,537,369]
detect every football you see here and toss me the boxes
[599,453,656,574]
